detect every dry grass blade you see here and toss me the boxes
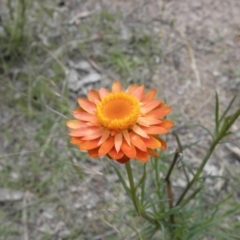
[178,29,201,87]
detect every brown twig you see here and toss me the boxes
[165,149,181,224]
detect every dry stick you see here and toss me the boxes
[164,149,181,224]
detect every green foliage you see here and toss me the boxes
[113,94,240,239]
[0,0,31,58]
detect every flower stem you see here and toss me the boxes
[125,161,158,225]
[125,161,139,212]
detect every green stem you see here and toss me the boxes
[176,107,240,206]
[176,142,217,206]
[125,161,139,212]
[125,161,158,225]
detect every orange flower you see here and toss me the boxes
[66,81,174,164]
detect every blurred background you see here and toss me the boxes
[0,0,240,239]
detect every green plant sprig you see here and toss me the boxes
[176,94,240,206]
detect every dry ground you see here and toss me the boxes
[0,0,240,239]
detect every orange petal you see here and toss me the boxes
[132,85,145,100]
[81,128,105,140]
[132,125,149,139]
[141,126,168,135]
[98,130,111,146]
[88,148,100,158]
[136,149,149,162]
[129,132,147,152]
[73,109,98,122]
[125,84,138,94]
[80,139,100,150]
[155,137,167,150]
[111,130,116,136]
[116,155,130,164]
[159,119,175,129]
[141,89,157,104]
[137,117,162,127]
[108,148,124,160]
[72,108,84,116]
[99,88,109,99]
[146,105,172,119]
[68,127,100,137]
[98,136,114,157]
[123,130,131,146]
[121,140,136,158]
[140,100,161,114]
[112,81,123,92]
[114,133,123,152]
[88,90,100,104]
[77,113,98,122]
[147,148,160,157]
[78,98,96,114]
[70,137,83,145]
[66,120,86,129]
[141,136,162,148]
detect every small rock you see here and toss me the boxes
[212,71,220,77]
[68,60,91,70]
[67,69,79,91]
[226,143,240,159]
[59,229,70,238]
[204,163,219,176]
[43,211,54,220]
[39,223,53,234]
[0,188,24,202]
[77,73,101,89]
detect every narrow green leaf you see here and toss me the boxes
[140,178,146,205]
[173,133,190,183]
[135,163,147,191]
[182,140,201,150]
[223,131,233,138]
[179,186,204,208]
[190,124,214,141]
[209,231,240,240]
[219,94,237,124]
[188,206,240,238]
[217,107,240,141]
[110,162,130,196]
[140,224,159,240]
[160,223,166,240]
[158,205,182,220]
[181,159,195,177]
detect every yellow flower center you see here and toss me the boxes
[96,92,140,131]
